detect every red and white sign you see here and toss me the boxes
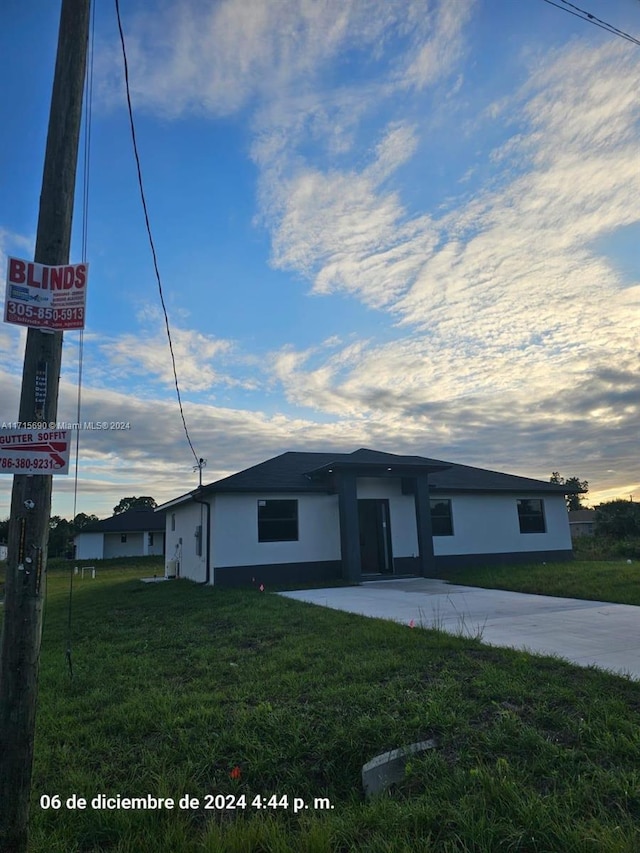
[0,429,70,474]
[4,257,88,330]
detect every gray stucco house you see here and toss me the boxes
[568,509,596,538]
[157,448,578,587]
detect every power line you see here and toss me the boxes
[539,0,640,46]
[114,0,200,465]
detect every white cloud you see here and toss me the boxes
[101,326,234,392]
[39,3,636,517]
[98,0,448,118]
[397,0,474,90]
[252,38,640,507]
[248,3,477,308]
[4,374,376,517]
[269,163,438,307]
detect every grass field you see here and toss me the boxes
[436,559,640,606]
[1,558,639,851]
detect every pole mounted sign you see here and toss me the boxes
[0,429,71,475]
[4,257,87,330]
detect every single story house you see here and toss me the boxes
[74,509,166,560]
[157,448,579,587]
[568,509,596,538]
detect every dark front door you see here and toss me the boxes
[358,499,393,574]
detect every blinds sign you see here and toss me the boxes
[4,257,87,330]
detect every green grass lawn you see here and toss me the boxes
[1,559,638,851]
[435,559,640,606]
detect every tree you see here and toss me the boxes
[550,473,588,511]
[0,517,8,544]
[594,500,640,539]
[73,512,98,530]
[112,496,157,515]
[47,516,74,559]
[38,513,99,558]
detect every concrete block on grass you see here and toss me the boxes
[362,739,437,798]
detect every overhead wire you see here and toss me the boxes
[113,0,200,465]
[539,0,640,46]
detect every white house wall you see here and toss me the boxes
[165,501,207,582]
[353,481,570,559]
[212,493,341,568]
[356,478,419,558]
[103,532,143,559]
[432,493,571,556]
[163,484,571,584]
[74,532,104,560]
[143,531,165,556]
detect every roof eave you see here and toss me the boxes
[155,489,213,511]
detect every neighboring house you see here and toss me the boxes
[74,509,166,560]
[157,448,579,588]
[568,509,596,538]
[0,543,7,561]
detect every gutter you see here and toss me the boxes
[191,490,211,585]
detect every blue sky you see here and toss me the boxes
[1,0,639,519]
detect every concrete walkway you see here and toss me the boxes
[280,578,640,681]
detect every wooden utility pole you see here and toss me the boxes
[0,2,90,850]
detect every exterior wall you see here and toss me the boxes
[166,485,573,587]
[143,531,165,556]
[432,493,572,556]
[74,532,104,560]
[433,550,573,571]
[355,478,418,559]
[103,531,144,559]
[75,530,165,560]
[212,492,341,573]
[570,522,594,538]
[164,501,207,582]
[214,560,342,588]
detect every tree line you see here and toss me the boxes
[551,473,640,538]
[0,496,157,559]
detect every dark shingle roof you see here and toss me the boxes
[80,509,166,534]
[201,451,339,493]
[305,448,451,477]
[157,448,576,508]
[429,460,573,494]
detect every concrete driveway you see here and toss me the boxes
[280,577,640,681]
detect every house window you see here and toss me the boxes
[148,533,154,546]
[120,534,127,543]
[258,499,298,542]
[517,499,546,533]
[430,499,453,536]
[171,513,176,531]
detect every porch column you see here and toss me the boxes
[414,475,434,577]
[337,470,361,584]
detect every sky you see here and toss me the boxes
[1,0,639,520]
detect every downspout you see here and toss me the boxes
[191,491,211,585]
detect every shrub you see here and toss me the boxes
[595,500,640,538]
[609,537,640,560]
